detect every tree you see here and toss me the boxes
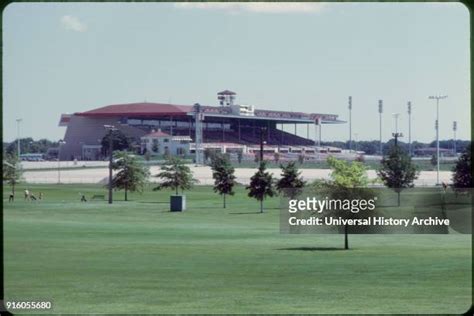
[247,161,275,213]
[452,143,472,193]
[101,130,131,157]
[111,151,150,201]
[3,153,22,195]
[311,157,373,249]
[276,161,305,199]
[5,137,59,156]
[211,153,236,208]
[154,156,197,195]
[327,156,368,188]
[377,145,419,206]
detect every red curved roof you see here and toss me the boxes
[76,102,192,117]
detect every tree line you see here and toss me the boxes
[3,134,470,158]
[3,138,60,156]
[320,139,470,155]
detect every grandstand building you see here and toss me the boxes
[58,91,344,161]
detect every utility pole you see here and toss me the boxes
[453,121,457,155]
[104,125,117,204]
[16,118,22,158]
[378,100,383,155]
[194,103,203,165]
[57,140,66,183]
[407,101,412,156]
[428,95,448,185]
[348,96,352,152]
[259,126,266,162]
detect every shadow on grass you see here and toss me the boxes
[229,211,264,215]
[192,205,229,210]
[138,201,168,204]
[277,247,348,251]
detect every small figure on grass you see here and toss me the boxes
[79,193,87,202]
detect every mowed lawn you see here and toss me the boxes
[3,184,471,314]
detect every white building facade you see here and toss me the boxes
[140,130,191,156]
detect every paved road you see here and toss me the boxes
[23,164,452,186]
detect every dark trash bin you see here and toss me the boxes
[170,195,186,212]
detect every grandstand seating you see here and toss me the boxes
[170,127,314,146]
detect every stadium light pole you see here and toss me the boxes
[428,95,448,185]
[378,100,383,155]
[16,118,22,158]
[348,96,352,152]
[57,140,66,184]
[392,113,400,135]
[407,101,412,156]
[104,125,117,204]
[453,121,457,155]
[392,113,402,147]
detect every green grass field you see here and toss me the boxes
[3,184,471,314]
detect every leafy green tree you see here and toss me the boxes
[276,161,305,199]
[5,137,59,155]
[3,153,22,194]
[211,153,236,208]
[327,156,368,187]
[311,157,373,249]
[111,151,150,201]
[247,161,275,213]
[101,130,131,157]
[452,143,472,192]
[377,145,419,206]
[154,156,197,195]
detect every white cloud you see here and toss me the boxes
[60,15,87,32]
[174,2,328,14]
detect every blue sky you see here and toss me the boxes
[3,2,470,143]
